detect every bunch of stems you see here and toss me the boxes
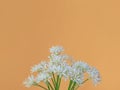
[35,73,89,90]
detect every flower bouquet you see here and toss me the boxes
[23,46,101,90]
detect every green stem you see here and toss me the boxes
[68,80,73,90]
[46,82,50,90]
[35,84,48,90]
[55,75,59,90]
[52,73,56,84]
[58,76,62,89]
[51,78,56,89]
[70,82,76,90]
[74,78,89,90]
[52,72,57,89]
[81,78,89,84]
[47,81,54,90]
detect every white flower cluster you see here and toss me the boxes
[23,75,36,87]
[23,46,101,88]
[50,46,64,55]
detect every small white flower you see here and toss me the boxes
[61,65,72,80]
[50,55,67,64]
[36,72,51,83]
[49,54,73,66]
[31,61,48,73]
[50,46,64,55]
[87,67,101,85]
[23,75,36,88]
[72,61,90,72]
[74,74,84,85]
[67,66,84,85]
[57,63,70,77]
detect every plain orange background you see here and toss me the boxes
[0,0,120,90]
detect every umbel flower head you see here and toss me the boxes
[50,46,64,55]
[23,46,101,90]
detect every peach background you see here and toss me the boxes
[0,0,120,90]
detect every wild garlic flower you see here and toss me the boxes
[73,74,84,85]
[36,72,51,83]
[31,61,48,73]
[23,75,36,87]
[87,67,101,85]
[72,61,90,72]
[50,46,64,55]
[48,62,69,77]
[50,55,68,64]
[23,46,101,90]
[67,65,84,85]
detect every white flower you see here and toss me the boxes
[72,61,90,72]
[36,72,51,83]
[57,63,70,77]
[31,61,48,73]
[50,55,67,64]
[74,74,84,85]
[23,75,36,88]
[87,67,101,85]
[49,54,73,66]
[67,66,84,85]
[61,65,72,80]
[50,46,64,55]
[48,62,69,77]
